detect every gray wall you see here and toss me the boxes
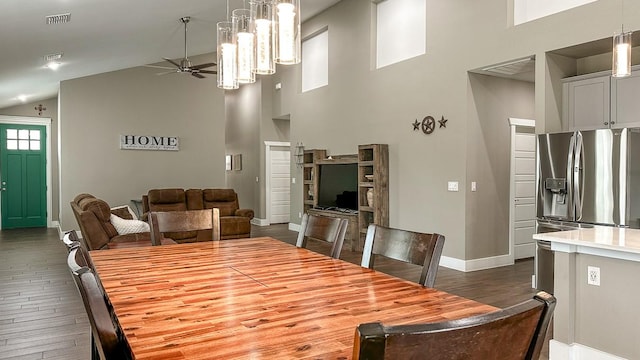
[0,97,60,222]
[466,74,535,259]
[59,53,226,231]
[278,0,640,261]
[225,76,291,221]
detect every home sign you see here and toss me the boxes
[120,135,179,151]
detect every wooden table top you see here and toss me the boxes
[90,237,497,359]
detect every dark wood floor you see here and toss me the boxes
[0,225,543,359]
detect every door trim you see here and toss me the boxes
[0,116,53,228]
[264,141,290,226]
[508,117,535,263]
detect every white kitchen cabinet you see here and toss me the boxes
[562,73,610,131]
[611,70,640,128]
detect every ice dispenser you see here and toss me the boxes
[543,178,568,218]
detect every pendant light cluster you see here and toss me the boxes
[217,0,301,90]
[612,0,633,78]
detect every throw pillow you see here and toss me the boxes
[110,214,149,235]
[110,205,138,220]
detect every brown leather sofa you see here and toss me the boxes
[142,188,253,241]
[70,193,175,250]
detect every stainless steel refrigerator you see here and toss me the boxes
[535,128,640,293]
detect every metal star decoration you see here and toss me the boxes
[412,119,421,131]
[438,116,448,128]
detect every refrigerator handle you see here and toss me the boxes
[574,132,583,221]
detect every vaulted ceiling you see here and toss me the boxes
[0,0,341,109]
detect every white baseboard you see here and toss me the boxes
[251,218,269,226]
[440,253,513,272]
[288,223,301,232]
[515,243,535,259]
[550,340,627,360]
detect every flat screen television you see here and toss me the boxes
[317,163,358,210]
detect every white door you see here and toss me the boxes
[269,146,290,224]
[509,119,536,260]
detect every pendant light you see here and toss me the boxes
[612,0,632,78]
[233,9,256,84]
[250,1,275,75]
[217,21,239,89]
[274,0,301,65]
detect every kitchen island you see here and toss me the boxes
[533,227,640,360]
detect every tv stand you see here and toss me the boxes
[307,208,359,251]
[302,144,389,252]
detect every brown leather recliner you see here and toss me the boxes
[142,188,254,241]
[70,193,176,250]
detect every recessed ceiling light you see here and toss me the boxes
[46,62,61,70]
[44,53,63,70]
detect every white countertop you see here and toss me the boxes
[533,227,640,262]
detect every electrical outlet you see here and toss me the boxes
[471,181,477,192]
[298,212,302,218]
[587,266,600,286]
[291,177,296,184]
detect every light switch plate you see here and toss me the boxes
[447,181,459,192]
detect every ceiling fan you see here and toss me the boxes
[147,16,216,79]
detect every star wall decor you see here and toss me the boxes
[438,116,448,128]
[411,115,449,135]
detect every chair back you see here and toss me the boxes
[353,291,556,360]
[296,213,348,259]
[361,224,445,287]
[148,208,220,245]
[61,230,81,251]
[67,246,96,274]
[68,261,132,359]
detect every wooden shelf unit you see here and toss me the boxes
[301,144,389,252]
[302,149,326,213]
[357,144,389,250]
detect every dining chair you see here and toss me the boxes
[360,224,445,287]
[353,291,556,360]
[148,208,220,245]
[296,213,348,259]
[69,264,133,360]
[61,230,81,251]
[67,245,96,274]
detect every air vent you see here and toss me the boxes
[44,53,63,62]
[482,56,535,76]
[46,13,71,25]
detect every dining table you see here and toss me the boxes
[89,237,497,359]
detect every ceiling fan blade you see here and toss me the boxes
[191,62,217,70]
[163,57,182,68]
[199,70,217,75]
[191,72,206,79]
[144,64,176,70]
[156,70,177,76]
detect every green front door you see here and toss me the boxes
[0,125,47,229]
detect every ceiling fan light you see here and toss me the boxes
[233,9,256,84]
[218,21,239,90]
[250,1,275,75]
[274,0,300,65]
[612,30,632,78]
